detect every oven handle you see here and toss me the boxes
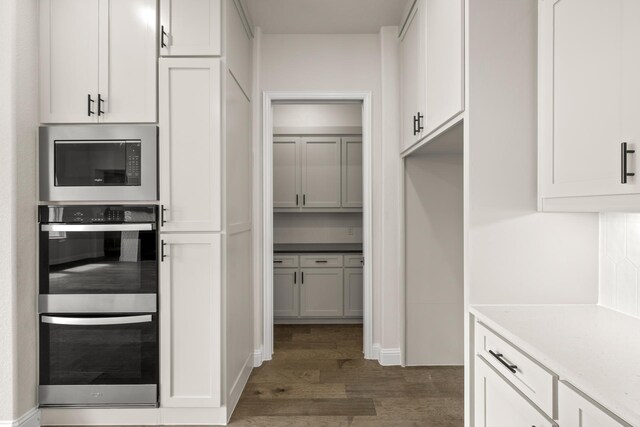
[41,315,153,326]
[41,224,155,232]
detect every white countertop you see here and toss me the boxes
[470,304,640,426]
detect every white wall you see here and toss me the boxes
[253,29,402,355]
[273,103,362,128]
[599,213,640,318]
[0,0,38,421]
[466,0,599,306]
[274,213,363,244]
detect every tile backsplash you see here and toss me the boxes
[600,213,640,317]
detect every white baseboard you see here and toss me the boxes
[226,352,253,423]
[0,408,40,427]
[371,344,401,366]
[253,347,263,367]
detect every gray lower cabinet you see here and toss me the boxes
[273,268,299,317]
[300,268,344,317]
[274,253,363,320]
[343,268,363,317]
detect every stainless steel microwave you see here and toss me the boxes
[39,125,158,202]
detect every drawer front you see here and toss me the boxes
[475,321,557,417]
[344,254,364,267]
[300,255,343,268]
[273,255,299,268]
[558,381,630,427]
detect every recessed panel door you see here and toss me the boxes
[273,137,301,208]
[300,268,343,317]
[273,268,299,317]
[301,137,341,208]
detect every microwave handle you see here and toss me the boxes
[42,315,152,326]
[41,224,155,232]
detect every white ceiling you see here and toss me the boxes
[244,0,408,34]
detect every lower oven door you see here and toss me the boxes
[39,314,158,407]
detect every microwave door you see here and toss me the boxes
[54,141,128,187]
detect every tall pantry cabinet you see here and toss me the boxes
[158,0,254,417]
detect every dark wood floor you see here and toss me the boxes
[229,324,464,426]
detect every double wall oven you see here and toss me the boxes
[38,125,160,407]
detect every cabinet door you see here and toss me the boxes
[343,268,363,317]
[474,357,556,427]
[300,268,343,317]
[301,137,342,208]
[40,0,100,123]
[273,137,301,208]
[273,268,299,317]
[160,0,222,56]
[540,0,640,198]
[99,0,157,123]
[425,0,464,133]
[558,381,630,427]
[400,2,426,152]
[341,138,363,208]
[160,233,221,408]
[159,58,222,232]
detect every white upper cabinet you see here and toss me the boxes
[159,58,222,232]
[399,0,464,153]
[301,137,342,208]
[160,0,222,57]
[400,3,426,152]
[100,0,157,123]
[40,0,156,123]
[342,137,363,208]
[273,137,301,208]
[424,0,464,135]
[539,0,640,207]
[40,0,100,123]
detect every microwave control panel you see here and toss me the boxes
[125,142,142,186]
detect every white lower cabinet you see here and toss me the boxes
[300,268,344,317]
[558,381,630,427]
[273,268,299,317]
[474,356,556,427]
[160,233,221,408]
[343,268,363,317]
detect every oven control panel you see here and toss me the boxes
[39,205,157,224]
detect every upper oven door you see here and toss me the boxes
[39,125,157,202]
[40,223,158,296]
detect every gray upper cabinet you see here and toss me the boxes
[301,137,342,208]
[273,137,301,208]
[341,137,363,208]
[273,136,362,211]
[160,0,222,57]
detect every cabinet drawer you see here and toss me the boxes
[475,321,557,418]
[344,254,364,267]
[300,255,343,268]
[273,255,298,268]
[558,381,631,427]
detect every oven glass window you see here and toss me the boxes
[40,314,158,385]
[42,230,157,294]
[54,141,140,187]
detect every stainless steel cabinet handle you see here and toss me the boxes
[42,224,154,232]
[622,142,636,184]
[42,314,152,326]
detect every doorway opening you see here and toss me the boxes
[261,92,373,362]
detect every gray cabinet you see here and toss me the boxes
[273,136,361,211]
[273,268,299,317]
[300,268,344,317]
[343,268,363,317]
[273,253,363,321]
